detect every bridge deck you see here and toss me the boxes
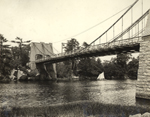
[35,38,140,64]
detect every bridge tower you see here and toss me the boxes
[136,10,150,99]
[29,42,57,80]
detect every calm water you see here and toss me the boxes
[0,79,149,108]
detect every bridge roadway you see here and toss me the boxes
[35,37,140,64]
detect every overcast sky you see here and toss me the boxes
[0,0,150,57]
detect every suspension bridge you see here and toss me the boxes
[33,0,149,64]
[29,0,150,100]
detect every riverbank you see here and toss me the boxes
[1,101,150,117]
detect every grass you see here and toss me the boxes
[1,101,150,117]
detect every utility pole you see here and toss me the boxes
[61,43,67,53]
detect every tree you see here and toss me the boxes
[56,38,80,78]
[21,44,30,66]
[103,53,138,80]
[82,42,89,48]
[117,53,131,68]
[127,57,139,79]
[78,57,103,80]
[77,42,104,80]
[11,37,31,66]
[11,44,30,67]
[103,58,118,79]
[97,58,103,72]
[0,34,12,82]
[56,62,72,78]
[64,38,79,53]
[116,53,131,79]
[65,38,79,76]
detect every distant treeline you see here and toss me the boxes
[56,53,138,80]
[0,36,139,81]
[56,38,139,80]
[103,54,138,80]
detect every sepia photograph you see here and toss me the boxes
[1,0,150,116]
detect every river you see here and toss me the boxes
[0,79,149,108]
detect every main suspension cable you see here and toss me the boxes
[53,5,131,43]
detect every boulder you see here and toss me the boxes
[142,112,150,117]
[28,69,39,77]
[19,75,28,81]
[0,76,11,83]
[129,114,141,117]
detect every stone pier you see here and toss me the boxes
[36,62,57,80]
[29,42,57,80]
[136,35,150,99]
[136,10,150,99]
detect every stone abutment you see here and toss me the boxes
[136,35,150,99]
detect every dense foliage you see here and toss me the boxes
[56,38,139,80]
[0,35,30,82]
[0,35,12,81]
[0,34,140,81]
[11,38,30,67]
[56,62,70,78]
[77,57,103,80]
[64,38,79,53]
[56,38,80,78]
[103,53,138,80]
[127,57,139,79]
[56,39,104,79]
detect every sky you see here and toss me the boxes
[0,0,149,60]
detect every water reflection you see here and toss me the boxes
[0,79,147,108]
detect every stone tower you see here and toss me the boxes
[136,10,150,99]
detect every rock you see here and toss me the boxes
[19,75,28,81]
[28,69,39,77]
[4,106,12,112]
[0,78,11,83]
[2,101,8,108]
[28,77,36,80]
[129,114,141,117]
[1,102,12,112]
[142,112,150,117]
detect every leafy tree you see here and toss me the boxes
[21,44,30,66]
[127,57,139,79]
[56,62,72,78]
[103,53,139,80]
[77,42,104,80]
[11,37,30,67]
[64,38,79,52]
[11,44,30,67]
[117,53,131,68]
[103,58,118,79]
[56,38,80,78]
[78,57,103,80]
[97,58,103,72]
[0,34,12,81]
[82,42,89,48]
[116,53,131,79]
